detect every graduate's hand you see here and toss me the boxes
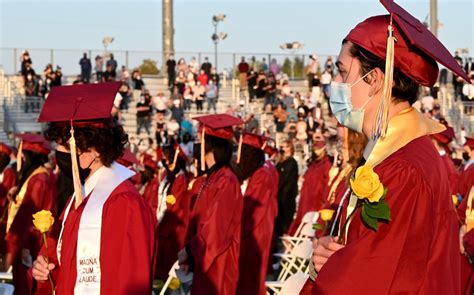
[460,225,466,255]
[313,236,345,272]
[32,255,55,282]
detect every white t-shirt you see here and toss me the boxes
[321,72,332,85]
[463,83,474,99]
[153,95,168,111]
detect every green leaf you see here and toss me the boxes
[313,223,323,230]
[364,201,391,221]
[361,206,378,231]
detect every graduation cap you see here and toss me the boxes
[116,148,139,167]
[0,143,12,156]
[38,82,121,209]
[345,0,470,140]
[431,126,455,145]
[141,154,158,171]
[464,136,474,150]
[166,144,188,172]
[15,134,51,172]
[193,114,244,171]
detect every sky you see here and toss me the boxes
[1,0,473,74]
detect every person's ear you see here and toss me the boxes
[368,68,384,97]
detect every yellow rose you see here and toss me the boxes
[168,277,181,290]
[319,209,335,222]
[32,210,55,233]
[166,195,176,205]
[350,165,384,203]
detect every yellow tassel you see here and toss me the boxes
[373,16,396,140]
[16,141,23,172]
[261,141,267,150]
[236,134,243,164]
[200,129,206,171]
[69,126,83,208]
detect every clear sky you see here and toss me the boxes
[1,0,473,74]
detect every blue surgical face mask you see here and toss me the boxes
[329,70,375,133]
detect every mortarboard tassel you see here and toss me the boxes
[372,15,396,140]
[69,126,84,209]
[261,141,267,151]
[200,128,206,172]
[16,141,23,172]
[236,134,243,164]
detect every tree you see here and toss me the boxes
[139,59,160,75]
[281,56,305,79]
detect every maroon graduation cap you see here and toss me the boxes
[37,82,122,209]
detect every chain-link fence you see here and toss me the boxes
[0,48,334,80]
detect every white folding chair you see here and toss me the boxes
[280,272,309,295]
[281,223,316,254]
[266,240,313,293]
[293,211,319,237]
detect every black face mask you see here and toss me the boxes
[463,152,470,162]
[55,150,91,184]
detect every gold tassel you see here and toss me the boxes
[69,126,83,208]
[261,141,267,150]
[373,16,396,140]
[236,134,243,164]
[16,141,23,172]
[200,128,206,171]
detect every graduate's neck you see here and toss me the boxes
[363,99,411,138]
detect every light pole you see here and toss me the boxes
[212,14,227,72]
[280,41,304,80]
[102,36,115,58]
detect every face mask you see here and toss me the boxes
[329,70,374,133]
[55,150,91,183]
[463,151,470,161]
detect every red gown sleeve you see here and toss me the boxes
[314,160,460,294]
[100,186,157,294]
[188,174,243,273]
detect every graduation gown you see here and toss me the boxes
[237,163,279,295]
[186,166,243,295]
[456,185,474,295]
[0,167,16,254]
[186,175,207,212]
[6,167,55,295]
[314,108,459,294]
[155,173,190,280]
[142,177,160,212]
[288,157,331,236]
[313,135,460,294]
[275,156,298,235]
[37,180,156,295]
[440,154,460,197]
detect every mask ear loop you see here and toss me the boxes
[350,69,375,88]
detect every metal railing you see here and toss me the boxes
[1,47,335,79]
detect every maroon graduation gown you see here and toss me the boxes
[6,169,55,295]
[458,165,474,200]
[0,167,16,254]
[142,177,160,212]
[313,136,460,294]
[155,173,190,280]
[186,166,243,295]
[441,154,460,197]
[288,157,331,236]
[237,163,279,295]
[36,180,156,295]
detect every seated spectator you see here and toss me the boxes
[118,81,131,112]
[103,64,115,82]
[152,92,168,114]
[183,84,194,112]
[197,69,208,87]
[170,99,184,124]
[166,118,180,145]
[273,102,288,133]
[175,70,187,95]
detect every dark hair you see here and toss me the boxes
[343,40,420,105]
[233,145,265,182]
[0,153,10,173]
[17,150,48,188]
[44,120,128,167]
[204,135,233,167]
